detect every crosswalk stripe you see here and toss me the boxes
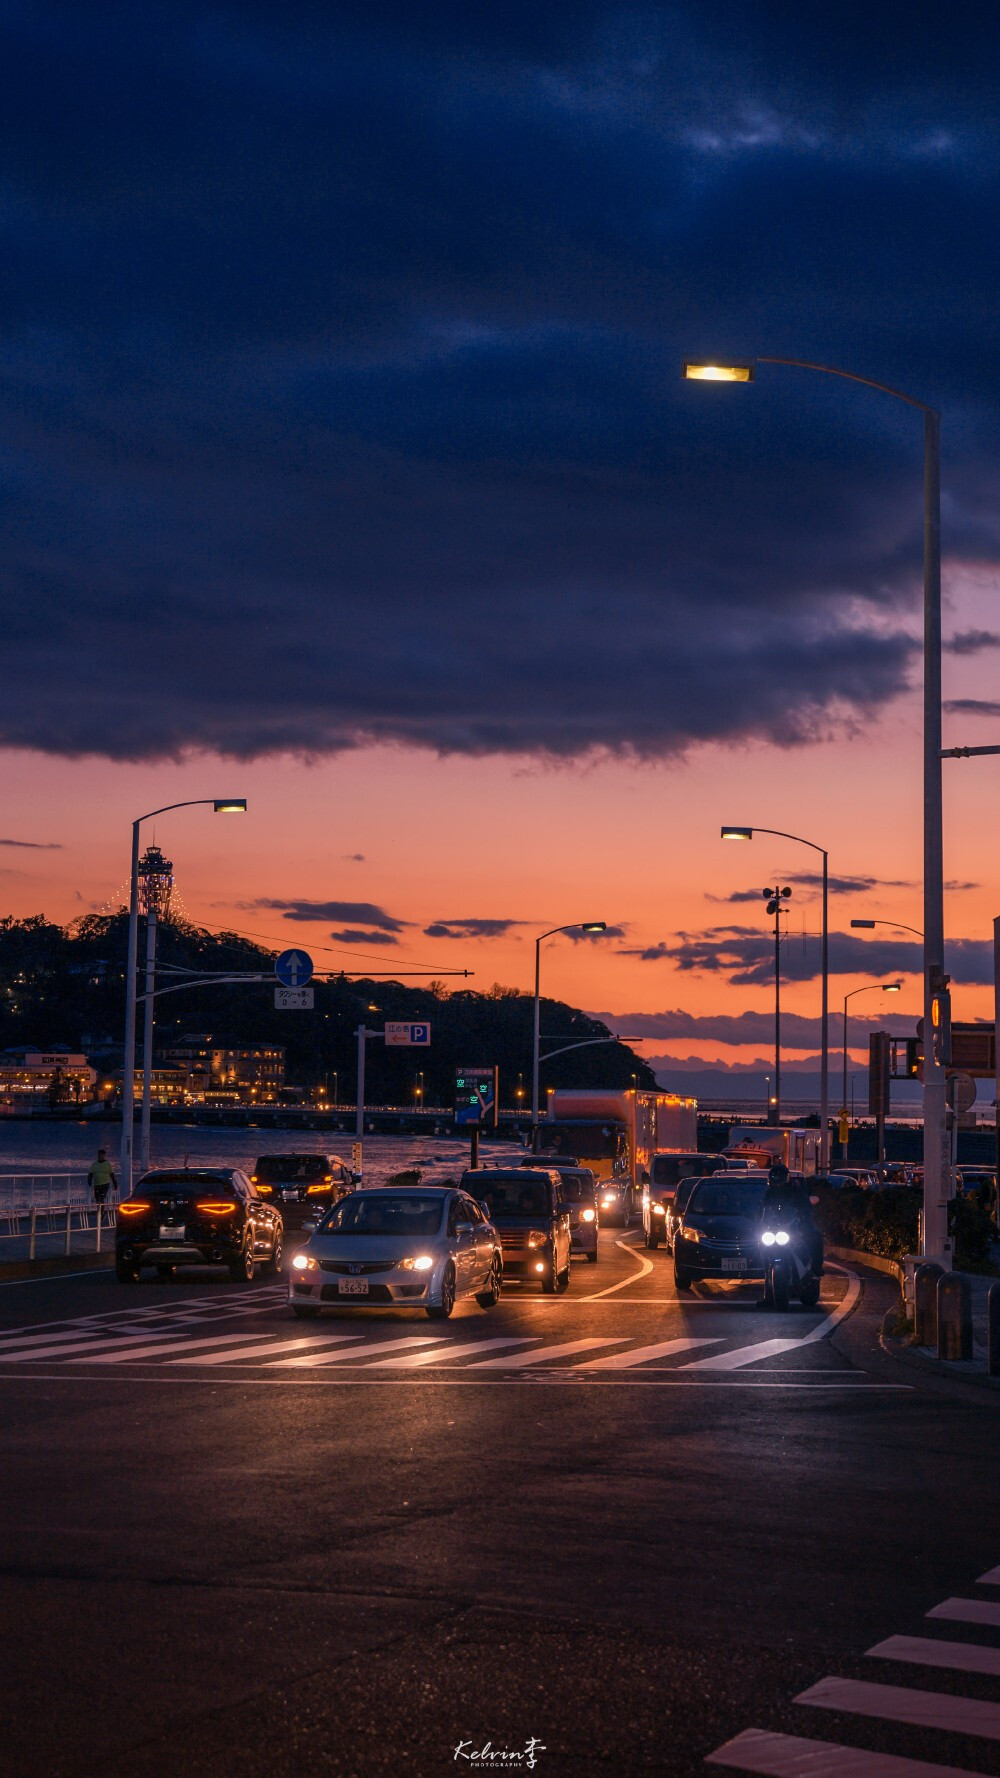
[868,1635,1000,1678]
[679,1336,817,1371]
[927,1597,1000,1628]
[797,1674,1000,1740]
[466,1338,627,1369]
[705,1725,991,1776]
[0,1328,139,1354]
[579,1336,720,1370]
[267,1336,443,1368]
[72,1333,278,1365]
[370,1338,540,1369]
[173,1335,360,1366]
[0,1331,190,1362]
[977,1565,1000,1585]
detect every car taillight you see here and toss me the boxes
[256,1182,273,1194]
[306,1183,329,1195]
[195,1201,237,1215]
[118,1200,151,1216]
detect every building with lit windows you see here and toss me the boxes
[157,1035,285,1103]
[0,1048,97,1108]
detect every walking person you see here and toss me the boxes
[88,1148,117,1205]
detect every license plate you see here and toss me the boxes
[721,1257,747,1273]
[159,1225,185,1241]
[338,1278,369,1296]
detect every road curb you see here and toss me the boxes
[0,1252,115,1283]
[826,1244,903,1282]
[879,1308,1000,1395]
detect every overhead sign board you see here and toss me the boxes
[275,949,313,989]
[454,1066,498,1128]
[385,1022,431,1046]
[275,987,314,1010]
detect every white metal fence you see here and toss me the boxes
[0,1174,118,1257]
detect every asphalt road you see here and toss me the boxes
[1,1230,997,1778]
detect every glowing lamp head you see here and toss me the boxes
[885,982,903,993]
[683,361,754,383]
[213,799,247,814]
[721,826,753,841]
[581,921,606,933]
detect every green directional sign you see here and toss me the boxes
[454,1066,498,1129]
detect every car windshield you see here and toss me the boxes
[321,1194,444,1236]
[138,1173,237,1198]
[254,1155,329,1181]
[651,1154,710,1188]
[556,1172,595,1204]
[687,1180,768,1218]
[479,1178,551,1218]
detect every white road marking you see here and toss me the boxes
[868,1635,1000,1678]
[469,1338,628,1369]
[797,1674,1000,1740]
[75,1332,282,1364]
[0,1331,194,1361]
[579,1336,720,1369]
[0,1327,145,1354]
[581,1238,654,1299]
[370,1337,539,1368]
[680,1269,861,1369]
[706,1725,990,1776]
[927,1597,1000,1629]
[267,1335,443,1368]
[977,1565,1000,1585]
[0,1371,912,1390]
[173,1335,360,1365]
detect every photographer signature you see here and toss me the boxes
[453,1737,546,1770]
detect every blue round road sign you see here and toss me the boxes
[275,948,314,989]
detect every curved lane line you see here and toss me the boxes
[581,1234,654,1300]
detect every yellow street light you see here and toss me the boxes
[683,361,754,383]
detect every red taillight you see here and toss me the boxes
[195,1201,237,1216]
[250,1174,258,1183]
[306,1182,329,1196]
[256,1182,273,1194]
[118,1200,151,1216]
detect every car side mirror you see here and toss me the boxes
[350,1171,362,1184]
[454,1221,475,1237]
[556,1202,572,1217]
[480,1201,491,1219]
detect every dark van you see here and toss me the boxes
[463,1168,572,1294]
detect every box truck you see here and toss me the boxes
[724,1126,819,1177]
[537,1089,698,1224]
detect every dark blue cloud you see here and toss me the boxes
[0,3,996,760]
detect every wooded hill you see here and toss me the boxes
[0,914,656,1105]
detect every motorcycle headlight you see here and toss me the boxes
[761,1231,775,1248]
[775,1230,790,1246]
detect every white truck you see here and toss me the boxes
[724,1126,819,1177]
[538,1088,698,1225]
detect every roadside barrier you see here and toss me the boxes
[0,1202,116,1258]
[913,1262,944,1345]
[937,1271,972,1361]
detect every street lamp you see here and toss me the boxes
[851,918,924,938]
[120,798,246,1196]
[414,1070,425,1106]
[842,982,902,1129]
[700,358,947,1261]
[532,922,606,1146]
[721,824,830,1163]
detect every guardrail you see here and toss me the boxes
[0,1172,96,1212]
[0,1200,116,1258]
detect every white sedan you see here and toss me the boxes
[289,1185,503,1320]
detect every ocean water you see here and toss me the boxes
[0,1121,518,1187]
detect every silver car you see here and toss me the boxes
[288,1186,502,1321]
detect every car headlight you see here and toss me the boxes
[292,1253,318,1271]
[775,1230,790,1246]
[526,1231,546,1247]
[400,1254,434,1271]
[652,1203,666,1215]
[581,1208,596,1223]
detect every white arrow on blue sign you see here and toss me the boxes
[274,948,314,989]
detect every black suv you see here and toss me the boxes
[115,1168,283,1283]
[250,1153,358,1227]
[466,1168,572,1294]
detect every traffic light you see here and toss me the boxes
[904,1038,922,1078]
[931,985,952,1069]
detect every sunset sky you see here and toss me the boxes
[3,2,999,1085]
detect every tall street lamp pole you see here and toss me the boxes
[842,982,902,1123]
[697,359,946,1259]
[722,826,829,1166]
[120,799,247,1197]
[532,922,606,1147]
